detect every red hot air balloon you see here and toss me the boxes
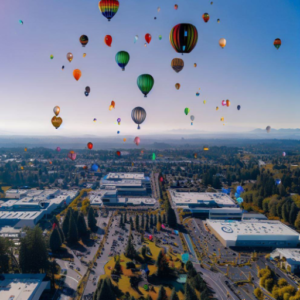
[145,33,152,44]
[116,151,121,156]
[87,142,93,150]
[134,137,140,146]
[159,176,164,182]
[202,13,210,22]
[104,35,112,47]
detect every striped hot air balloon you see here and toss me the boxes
[171,58,184,73]
[98,0,119,21]
[137,74,154,97]
[131,107,146,129]
[169,23,198,54]
[115,51,130,71]
[273,38,281,50]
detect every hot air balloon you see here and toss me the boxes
[274,38,281,50]
[219,38,226,48]
[117,131,120,134]
[134,137,140,146]
[87,142,93,150]
[21,166,24,170]
[117,118,121,125]
[221,100,226,106]
[51,116,63,129]
[237,105,241,110]
[159,35,162,40]
[68,151,76,161]
[216,106,219,110]
[190,115,195,125]
[99,0,119,21]
[203,147,209,151]
[171,58,184,73]
[152,153,156,160]
[93,118,97,122]
[109,105,113,111]
[116,151,121,156]
[145,33,152,44]
[226,99,230,107]
[282,152,286,157]
[137,74,154,97]
[196,92,200,96]
[132,107,146,129]
[104,35,112,47]
[194,63,197,67]
[90,164,98,172]
[67,52,73,62]
[111,101,115,108]
[175,83,180,90]
[123,138,126,142]
[85,92,89,97]
[83,53,86,58]
[62,66,65,70]
[211,1,213,4]
[194,153,197,158]
[115,51,130,71]
[19,20,23,25]
[174,4,178,10]
[203,100,206,104]
[184,108,190,115]
[24,148,27,152]
[79,35,89,47]
[141,150,144,154]
[169,23,198,54]
[159,176,163,182]
[53,106,60,116]
[220,117,224,121]
[202,13,210,22]
[50,55,54,59]
[73,69,81,81]
[266,126,271,133]
[217,19,220,23]
[56,147,61,152]
[134,35,139,43]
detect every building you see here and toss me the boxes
[0,273,50,300]
[206,219,300,248]
[89,190,156,207]
[169,190,240,218]
[270,249,300,273]
[102,172,151,194]
[0,226,26,244]
[242,213,268,221]
[0,189,78,228]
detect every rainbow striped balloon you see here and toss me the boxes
[98,0,119,21]
[169,23,198,54]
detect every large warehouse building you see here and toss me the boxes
[206,219,300,248]
[169,190,241,219]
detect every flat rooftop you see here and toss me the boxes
[272,249,300,264]
[105,173,146,180]
[207,219,300,241]
[0,273,46,300]
[170,191,236,206]
[0,211,43,220]
[101,179,143,187]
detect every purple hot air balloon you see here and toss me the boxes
[56,147,61,152]
[117,118,121,125]
[67,151,77,161]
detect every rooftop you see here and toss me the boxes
[271,248,300,264]
[105,173,146,180]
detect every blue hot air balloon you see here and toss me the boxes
[181,253,189,264]
[91,164,98,172]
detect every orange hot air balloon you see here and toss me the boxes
[49,161,53,165]
[104,35,112,47]
[111,101,115,108]
[123,138,127,142]
[51,116,63,129]
[175,83,180,90]
[73,69,81,81]
[109,105,113,111]
[141,150,144,154]
[226,99,230,107]
[174,4,178,10]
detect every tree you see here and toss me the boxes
[62,209,71,238]
[141,245,147,258]
[170,288,179,300]
[125,236,136,259]
[77,213,89,239]
[167,206,177,228]
[124,212,127,223]
[282,203,290,222]
[265,278,274,292]
[289,203,298,225]
[254,288,263,300]
[154,214,157,226]
[49,227,62,252]
[141,214,145,230]
[158,214,162,224]
[184,283,198,300]
[94,277,116,300]
[130,217,134,231]
[19,226,48,273]
[88,207,97,232]
[156,250,171,277]
[150,214,154,227]
[294,212,300,229]
[157,286,167,300]
[157,222,161,232]
[0,237,10,273]
[68,213,79,243]
[119,214,124,228]
[135,215,140,231]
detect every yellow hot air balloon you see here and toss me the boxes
[21,166,24,170]
[226,99,230,107]
[83,53,86,58]
[175,83,180,90]
[123,138,127,142]
[203,100,206,104]
[53,106,60,116]
[219,38,226,48]
[24,148,27,152]
[194,63,197,67]
[220,117,224,121]
[109,105,113,111]
[216,106,219,111]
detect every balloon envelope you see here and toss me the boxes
[132,107,146,129]
[91,164,98,171]
[73,69,82,81]
[79,35,89,47]
[68,151,76,160]
[87,142,93,150]
[137,74,154,97]
[219,38,226,48]
[145,33,152,44]
[67,52,73,62]
[134,137,140,146]
[51,116,63,129]
[53,106,60,116]
[104,35,112,47]
[202,13,210,22]
[184,108,190,115]
[181,253,189,264]
[171,58,184,73]
[56,147,61,152]
[98,0,119,21]
[274,38,281,49]
[115,51,130,71]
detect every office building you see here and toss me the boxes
[270,248,300,274]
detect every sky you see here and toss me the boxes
[0,0,299,137]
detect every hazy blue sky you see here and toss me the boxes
[0,0,299,137]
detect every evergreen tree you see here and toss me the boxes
[289,203,298,225]
[77,213,89,238]
[167,206,177,228]
[119,214,124,228]
[185,283,198,300]
[0,237,10,273]
[158,214,162,224]
[156,250,171,277]
[157,286,167,300]
[200,288,210,300]
[141,245,147,258]
[154,214,157,226]
[125,236,136,259]
[88,207,97,232]
[281,203,289,222]
[94,277,116,300]
[130,217,134,231]
[135,215,140,231]
[62,209,71,238]
[162,213,166,224]
[150,214,154,228]
[124,212,127,223]
[294,212,300,229]
[141,214,145,230]
[68,213,79,243]
[49,227,62,252]
[170,288,179,300]
[19,226,48,273]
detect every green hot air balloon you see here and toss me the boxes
[137,74,154,97]
[152,153,156,160]
[115,51,130,71]
[184,108,190,115]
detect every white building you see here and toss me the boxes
[0,273,50,300]
[270,249,300,273]
[206,219,300,248]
